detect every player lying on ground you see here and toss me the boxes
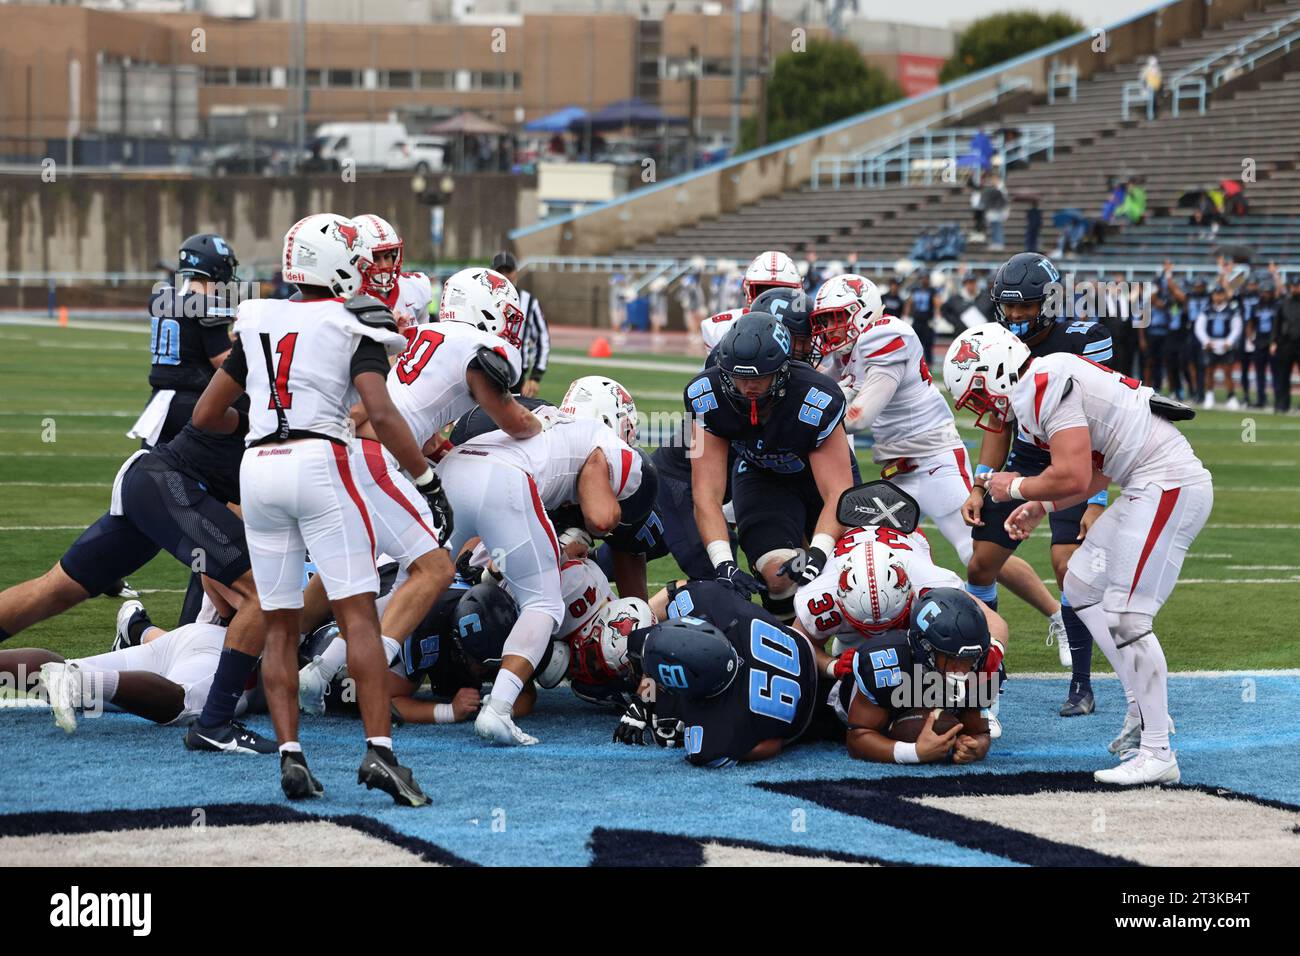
[946,323,1212,786]
[832,587,996,765]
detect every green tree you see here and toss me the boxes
[940,11,1084,84]
[741,39,902,151]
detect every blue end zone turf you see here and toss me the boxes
[2,675,1298,866]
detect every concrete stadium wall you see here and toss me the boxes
[511,0,1273,258]
[0,171,535,277]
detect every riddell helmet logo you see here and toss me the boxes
[952,340,980,365]
[335,222,361,250]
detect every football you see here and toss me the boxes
[888,707,988,741]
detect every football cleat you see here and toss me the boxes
[986,689,1002,739]
[112,600,150,653]
[298,657,332,716]
[475,702,538,746]
[1108,713,1175,753]
[1059,681,1095,717]
[39,662,81,734]
[358,747,429,807]
[1094,748,1180,786]
[280,751,323,800]
[1046,611,1071,668]
[185,719,278,754]
[100,579,139,600]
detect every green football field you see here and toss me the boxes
[1,318,1296,672]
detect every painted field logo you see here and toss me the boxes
[49,886,151,936]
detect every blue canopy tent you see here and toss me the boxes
[567,98,687,160]
[523,107,587,133]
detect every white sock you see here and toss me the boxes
[489,669,525,713]
[318,634,348,677]
[1073,603,1140,718]
[380,635,401,665]
[279,741,302,754]
[77,667,119,707]
[1126,635,1171,753]
[367,735,393,750]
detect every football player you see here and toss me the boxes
[947,323,1212,785]
[194,212,434,805]
[436,416,647,745]
[612,579,826,767]
[699,250,803,351]
[833,587,996,765]
[958,253,1114,717]
[685,312,854,621]
[354,214,433,333]
[131,233,240,448]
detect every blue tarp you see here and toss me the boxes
[523,107,588,133]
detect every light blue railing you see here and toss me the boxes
[1161,8,1300,116]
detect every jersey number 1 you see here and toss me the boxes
[269,333,297,410]
[395,329,445,384]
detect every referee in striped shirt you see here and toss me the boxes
[492,252,550,397]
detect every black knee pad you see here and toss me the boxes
[760,590,796,622]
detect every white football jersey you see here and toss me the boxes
[390,272,434,323]
[1010,352,1211,490]
[388,321,523,449]
[234,297,407,445]
[557,558,613,644]
[700,309,744,350]
[794,524,961,649]
[829,317,961,461]
[446,417,642,511]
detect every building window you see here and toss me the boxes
[235,67,262,86]
[305,69,322,88]
[387,70,413,89]
[204,66,232,86]
[477,71,522,91]
[419,71,451,90]
[327,69,356,88]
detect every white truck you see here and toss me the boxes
[309,122,408,171]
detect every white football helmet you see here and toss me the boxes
[281,213,372,297]
[743,250,802,305]
[561,375,638,445]
[810,274,885,356]
[943,324,1032,433]
[836,540,915,637]
[567,596,655,685]
[439,268,525,348]
[536,640,571,690]
[355,213,403,297]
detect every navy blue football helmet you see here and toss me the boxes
[991,252,1061,340]
[908,587,991,675]
[629,616,741,701]
[750,288,817,363]
[714,312,792,421]
[451,582,519,667]
[177,233,239,284]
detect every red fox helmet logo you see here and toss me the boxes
[844,277,865,298]
[481,270,509,294]
[335,222,361,251]
[952,340,980,365]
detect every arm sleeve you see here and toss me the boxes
[200,322,233,359]
[529,296,549,378]
[221,335,248,388]
[349,337,390,380]
[844,363,904,433]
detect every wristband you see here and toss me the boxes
[1041,499,1057,513]
[1009,476,1026,500]
[706,540,734,568]
[413,466,435,488]
[433,703,455,724]
[1087,489,1109,506]
[893,741,920,764]
[810,533,836,557]
[825,659,839,680]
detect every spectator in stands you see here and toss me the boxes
[1220,178,1248,217]
[1271,268,1300,414]
[1195,283,1244,409]
[1140,55,1162,119]
[1024,197,1043,252]
[492,251,549,397]
[1118,177,1147,224]
[906,270,942,364]
[968,182,987,242]
[960,127,995,187]
[982,175,1009,251]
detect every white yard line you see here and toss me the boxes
[0,411,138,418]
[0,481,110,488]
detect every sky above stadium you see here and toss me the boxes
[850,0,1161,30]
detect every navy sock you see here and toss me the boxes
[198,648,259,728]
[1061,605,1093,687]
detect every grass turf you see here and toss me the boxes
[1,321,1296,672]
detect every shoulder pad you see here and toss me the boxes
[468,346,514,392]
[344,294,398,332]
[198,296,236,328]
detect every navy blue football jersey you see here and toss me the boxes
[659,580,820,767]
[1008,319,1113,469]
[881,292,905,317]
[684,363,846,475]
[1252,299,1278,337]
[399,583,481,695]
[909,286,937,320]
[146,285,234,392]
[149,422,246,505]
[835,634,915,725]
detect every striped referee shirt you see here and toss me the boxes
[519,288,550,381]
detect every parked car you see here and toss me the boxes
[208,143,276,176]
[386,137,447,174]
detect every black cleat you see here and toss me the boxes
[185,719,278,754]
[358,746,429,807]
[100,578,139,599]
[280,751,324,800]
[1059,681,1096,717]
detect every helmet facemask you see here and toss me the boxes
[719,365,790,426]
[994,296,1051,341]
[810,305,861,356]
[363,242,402,298]
[953,372,1014,433]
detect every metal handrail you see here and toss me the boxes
[1211,25,1300,87]
[1047,63,1079,104]
[1167,8,1300,88]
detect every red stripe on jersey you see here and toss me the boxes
[330,442,377,560]
[361,439,438,544]
[1033,372,1051,426]
[953,446,973,491]
[616,448,633,496]
[865,335,905,359]
[527,474,562,567]
[1127,487,1180,604]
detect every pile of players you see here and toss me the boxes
[0,227,1211,799]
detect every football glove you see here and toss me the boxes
[715,560,765,597]
[613,700,651,746]
[778,547,827,587]
[415,470,454,542]
[652,714,685,748]
[832,647,856,681]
